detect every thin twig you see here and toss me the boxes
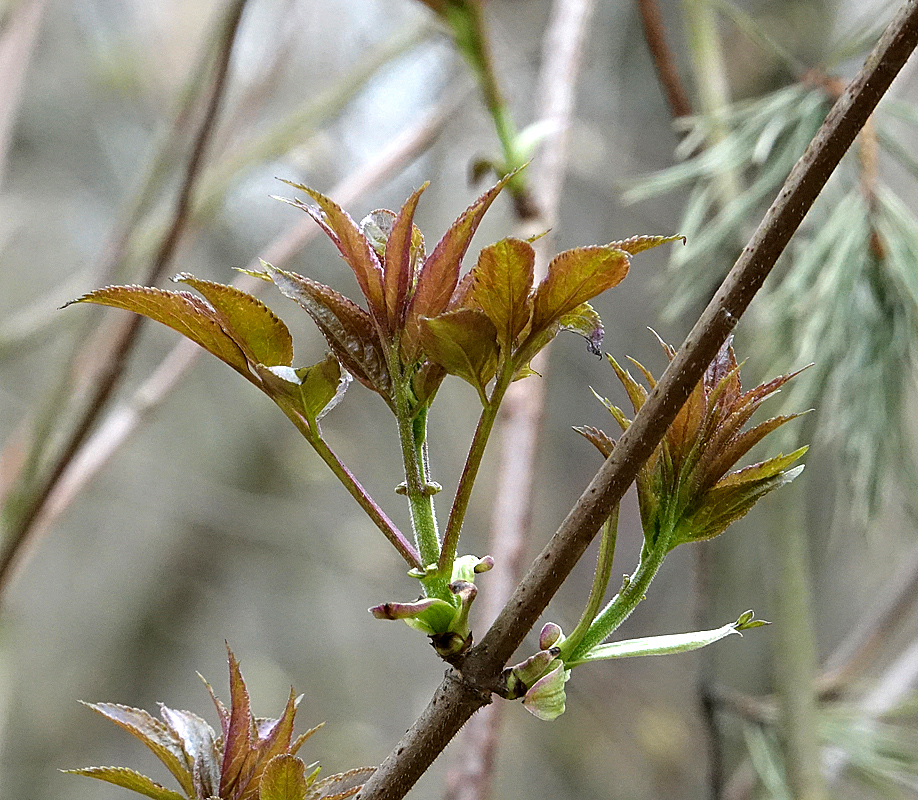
[0,0,251,599]
[357,5,918,797]
[637,0,692,118]
[444,0,597,797]
[5,95,462,591]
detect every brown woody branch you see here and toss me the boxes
[357,3,918,798]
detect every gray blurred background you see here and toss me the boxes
[1,1,917,798]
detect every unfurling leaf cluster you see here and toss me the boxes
[67,647,372,800]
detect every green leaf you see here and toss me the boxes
[159,706,220,799]
[522,663,570,721]
[67,286,250,380]
[259,754,310,800]
[307,767,376,800]
[257,355,349,426]
[219,647,254,798]
[80,702,194,797]
[64,766,187,800]
[278,183,386,326]
[530,246,629,335]
[418,309,499,403]
[402,173,512,361]
[470,237,535,347]
[383,184,428,331]
[558,302,603,355]
[173,274,293,367]
[570,616,748,665]
[262,263,392,403]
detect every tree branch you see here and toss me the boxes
[357,3,918,797]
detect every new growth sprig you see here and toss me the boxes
[502,336,806,720]
[67,647,373,800]
[67,174,679,660]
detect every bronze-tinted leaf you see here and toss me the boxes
[173,274,293,367]
[418,310,499,404]
[402,173,512,361]
[608,234,684,255]
[263,264,392,402]
[279,182,386,325]
[68,286,251,379]
[531,246,630,335]
[558,302,603,356]
[384,184,428,331]
[80,702,194,797]
[219,648,253,798]
[259,754,310,800]
[470,237,534,347]
[64,766,187,800]
[573,425,615,459]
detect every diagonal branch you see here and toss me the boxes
[357,3,918,798]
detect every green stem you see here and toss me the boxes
[558,506,619,657]
[567,522,674,661]
[395,393,451,601]
[444,1,530,208]
[282,407,422,570]
[438,361,514,579]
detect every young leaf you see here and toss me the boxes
[257,355,349,427]
[608,234,684,255]
[159,706,220,799]
[307,767,376,800]
[570,617,746,665]
[259,754,311,800]
[278,183,386,326]
[522,663,570,721]
[67,286,251,380]
[80,702,194,797]
[383,183,428,331]
[219,648,254,798]
[470,237,535,347]
[63,766,187,800]
[558,302,603,356]
[402,173,513,361]
[418,309,499,404]
[173,273,293,367]
[530,246,630,335]
[262,263,392,403]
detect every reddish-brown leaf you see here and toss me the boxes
[173,274,293,367]
[384,183,428,331]
[64,766,187,800]
[402,173,512,361]
[263,264,392,403]
[219,648,253,798]
[279,182,386,325]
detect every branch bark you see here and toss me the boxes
[357,3,918,797]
